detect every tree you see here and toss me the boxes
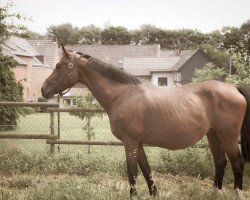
[240,20,250,53]
[201,44,229,69]
[221,26,245,50]
[0,1,26,41]
[225,42,250,88]
[100,26,132,45]
[193,42,250,88]
[78,24,101,45]
[15,28,43,39]
[0,1,26,131]
[70,92,103,153]
[47,23,79,44]
[192,62,226,83]
[0,56,25,131]
[131,24,161,45]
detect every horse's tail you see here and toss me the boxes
[238,87,250,162]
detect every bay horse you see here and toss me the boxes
[41,45,250,198]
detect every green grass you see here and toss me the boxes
[1,113,250,199]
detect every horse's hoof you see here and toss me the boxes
[150,185,157,196]
[236,188,245,200]
[130,188,138,198]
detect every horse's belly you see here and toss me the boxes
[142,118,209,150]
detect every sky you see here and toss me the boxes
[2,0,250,34]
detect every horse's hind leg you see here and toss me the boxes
[207,130,227,189]
[137,144,157,196]
[223,141,244,190]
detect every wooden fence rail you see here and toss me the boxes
[46,139,123,146]
[0,102,59,107]
[0,134,57,140]
[48,107,105,113]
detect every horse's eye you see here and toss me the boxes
[56,63,61,69]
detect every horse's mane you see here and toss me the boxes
[78,52,141,85]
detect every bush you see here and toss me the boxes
[36,97,48,112]
[158,148,214,178]
[0,55,25,132]
[0,142,125,176]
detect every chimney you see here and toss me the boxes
[177,49,182,56]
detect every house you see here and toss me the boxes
[1,36,58,101]
[67,44,161,68]
[68,45,210,87]
[27,39,60,100]
[62,45,210,105]
[64,44,162,105]
[124,49,210,87]
[2,37,210,103]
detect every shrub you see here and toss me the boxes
[36,97,48,112]
[158,148,214,178]
[0,55,25,131]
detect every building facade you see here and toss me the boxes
[2,37,211,103]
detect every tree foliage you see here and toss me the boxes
[100,25,131,45]
[201,44,229,69]
[0,55,25,131]
[47,23,79,44]
[225,42,250,88]
[69,92,103,153]
[0,1,26,131]
[192,62,226,83]
[78,25,101,45]
[193,42,250,88]
[45,20,250,52]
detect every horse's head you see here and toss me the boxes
[41,44,80,99]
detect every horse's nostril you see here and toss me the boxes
[41,87,43,93]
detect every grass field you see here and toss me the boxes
[1,113,250,199]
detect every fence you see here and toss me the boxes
[0,101,124,154]
[1,102,238,154]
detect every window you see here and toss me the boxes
[63,99,71,106]
[158,77,168,86]
[72,99,77,106]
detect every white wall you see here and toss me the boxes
[151,72,181,87]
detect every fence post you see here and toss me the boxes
[57,95,62,152]
[50,111,56,155]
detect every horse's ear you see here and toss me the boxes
[60,43,70,57]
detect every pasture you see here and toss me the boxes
[0,113,250,199]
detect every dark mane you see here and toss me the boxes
[87,57,141,85]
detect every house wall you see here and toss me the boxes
[151,72,181,87]
[12,65,28,100]
[11,56,33,101]
[30,67,53,101]
[179,50,210,84]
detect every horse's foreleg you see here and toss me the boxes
[207,131,227,189]
[138,145,157,196]
[124,138,139,197]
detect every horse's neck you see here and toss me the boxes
[78,68,130,113]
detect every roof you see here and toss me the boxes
[124,57,180,76]
[1,36,48,67]
[123,49,200,76]
[1,36,38,57]
[27,39,58,67]
[66,44,160,67]
[171,49,199,71]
